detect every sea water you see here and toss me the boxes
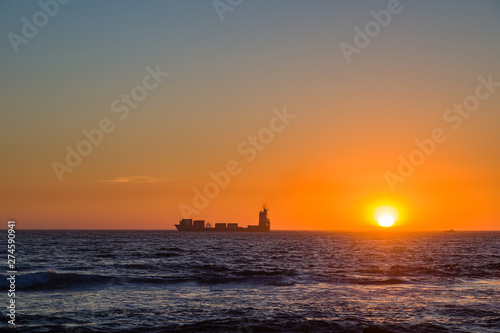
[2,230,499,332]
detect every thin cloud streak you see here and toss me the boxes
[99,174,179,184]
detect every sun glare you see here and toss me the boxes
[378,214,395,227]
[373,205,399,228]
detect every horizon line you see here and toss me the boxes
[8,229,500,232]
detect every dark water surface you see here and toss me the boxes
[2,230,500,332]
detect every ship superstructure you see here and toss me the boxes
[175,207,270,232]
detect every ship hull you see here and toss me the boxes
[175,225,270,232]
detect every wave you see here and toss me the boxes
[4,260,497,292]
[6,316,454,333]
[356,278,408,285]
[0,268,295,291]
[235,269,296,277]
[169,315,454,333]
[157,247,185,252]
[152,252,181,258]
[191,263,230,272]
[194,268,297,286]
[354,262,500,279]
[483,262,500,270]
[119,263,159,270]
[0,271,115,290]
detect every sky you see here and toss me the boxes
[1,0,500,230]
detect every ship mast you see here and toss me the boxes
[259,206,270,229]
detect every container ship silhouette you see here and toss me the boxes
[175,207,270,232]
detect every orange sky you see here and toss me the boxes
[1,1,500,230]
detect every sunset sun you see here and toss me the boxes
[373,205,399,228]
[378,214,395,227]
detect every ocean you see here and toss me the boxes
[3,230,500,332]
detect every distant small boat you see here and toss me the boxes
[444,229,455,232]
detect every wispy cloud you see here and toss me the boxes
[99,174,179,184]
